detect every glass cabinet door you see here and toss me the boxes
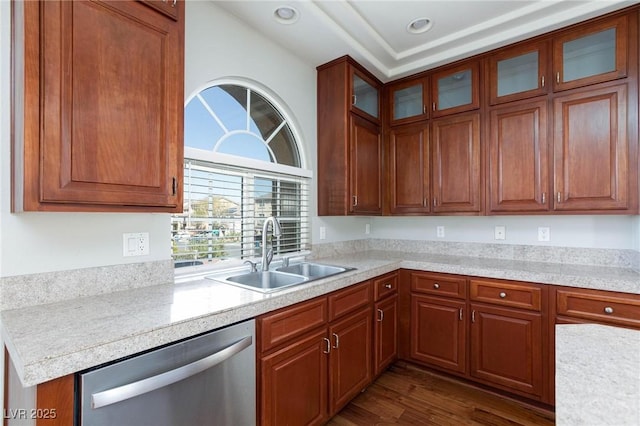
[388,78,428,125]
[352,71,380,120]
[489,41,548,105]
[553,15,627,91]
[431,62,479,117]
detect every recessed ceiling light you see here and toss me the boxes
[274,6,299,24]
[407,17,433,34]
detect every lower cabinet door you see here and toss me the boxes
[470,303,544,398]
[260,328,329,426]
[374,295,398,376]
[328,308,373,415]
[410,294,466,374]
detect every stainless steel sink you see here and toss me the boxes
[225,271,308,292]
[276,262,352,279]
[206,261,355,293]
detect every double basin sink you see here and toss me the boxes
[207,261,355,293]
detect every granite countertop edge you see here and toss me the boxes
[2,251,639,387]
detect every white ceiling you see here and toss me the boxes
[212,0,638,82]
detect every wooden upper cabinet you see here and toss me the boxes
[317,56,382,216]
[488,40,550,105]
[431,113,481,213]
[387,77,429,125]
[349,115,382,215]
[13,0,184,212]
[553,84,629,211]
[488,100,549,213]
[351,68,381,123]
[387,124,430,215]
[552,14,628,92]
[431,61,480,117]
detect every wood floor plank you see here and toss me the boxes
[327,362,555,426]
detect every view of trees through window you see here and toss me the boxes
[173,83,309,267]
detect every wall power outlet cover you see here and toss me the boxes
[123,232,150,257]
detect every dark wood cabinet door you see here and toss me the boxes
[553,84,629,211]
[388,124,430,214]
[19,0,183,211]
[488,100,549,213]
[470,303,544,398]
[410,295,466,374]
[349,115,382,214]
[328,308,373,416]
[552,14,628,92]
[374,295,398,376]
[488,40,550,105]
[260,328,329,426]
[431,113,481,213]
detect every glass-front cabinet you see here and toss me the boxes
[388,77,429,125]
[553,14,627,91]
[431,61,479,117]
[351,69,381,122]
[488,41,549,105]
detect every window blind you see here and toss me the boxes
[172,159,310,264]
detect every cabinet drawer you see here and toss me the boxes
[470,279,542,311]
[556,288,640,328]
[411,272,466,299]
[373,272,398,301]
[329,281,372,321]
[259,297,328,353]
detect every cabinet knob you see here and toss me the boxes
[433,283,440,289]
[499,292,507,298]
[604,306,614,315]
[384,283,392,289]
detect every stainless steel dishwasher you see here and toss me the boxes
[79,319,255,426]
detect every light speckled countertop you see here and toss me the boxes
[556,324,640,425]
[2,250,639,387]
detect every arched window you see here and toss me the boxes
[172,82,310,266]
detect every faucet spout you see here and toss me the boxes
[261,216,282,271]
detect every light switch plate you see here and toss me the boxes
[494,226,506,240]
[436,226,445,238]
[123,232,149,256]
[538,227,550,242]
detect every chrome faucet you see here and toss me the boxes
[261,216,282,271]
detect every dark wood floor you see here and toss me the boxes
[327,363,555,426]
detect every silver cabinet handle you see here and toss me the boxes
[499,292,507,298]
[604,306,614,314]
[323,337,331,354]
[92,335,252,409]
[172,0,177,6]
[432,102,436,111]
[423,105,426,114]
[377,308,384,322]
[353,195,358,207]
[433,283,440,289]
[459,308,463,321]
[542,192,546,204]
[541,75,545,88]
[557,192,561,203]
[556,72,560,83]
[332,333,340,349]
[472,310,476,323]
[352,95,357,106]
[433,198,437,207]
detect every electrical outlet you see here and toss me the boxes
[123,232,149,257]
[494,226,506,240]
[436,226,445,238]
[319,226,326,240]
[538,227,550,242]
[365,223,371,235]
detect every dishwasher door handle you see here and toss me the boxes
[91,335,253,409]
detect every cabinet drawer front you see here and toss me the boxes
[259,298,327,352]
[373,273,398,301]
[470,279,542,311]
[556,288,640,328]
[329,281,372,321]
[411,272,466,299]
